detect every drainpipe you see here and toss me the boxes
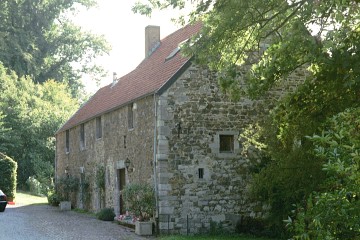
[153,93,159,227]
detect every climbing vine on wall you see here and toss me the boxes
[96,166,106,191]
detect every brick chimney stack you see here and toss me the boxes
[145,25,160,57]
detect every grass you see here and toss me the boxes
[14,190,48,206]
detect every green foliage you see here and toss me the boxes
[138,1,360,237]
[287,108,360,239]
[249,117,325,234]
[137,1,360,101]
[0,63,79,188]
[26,176,42,196]
[159,235,272,240]
[0,113,11,153]
[249,59,360,232]
[95,166,106,207]
[97,208,115,221]
[95,166,106,191]
[0,0,110,94]
[235,217,266,237]
[208,221,229,236]
[123,182,155,221]
[57,175,79,201]
[79,174,91,209]
[47,190,62,206]
[0,152,17,199]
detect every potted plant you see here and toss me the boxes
[123,182,155,236]
[57,175,79,211]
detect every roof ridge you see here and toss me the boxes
[57,22,202,133]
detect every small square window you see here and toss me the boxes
[219,135,234,153]
[198,168,204,179]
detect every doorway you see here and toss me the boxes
[117,168,126,214]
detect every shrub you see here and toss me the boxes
[95,166,105,191]
[97,208,115,221]
[47,191,61,206]
[236,216,265,236]
[26,176,42,196]
[288,108,360,239]
[209,221,226,235]
[0,152,17,200]
[123,182,155,221]
[57,175,79,200]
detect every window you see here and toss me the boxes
[198,168,204,179]
[123,135,126,148]
[219,135,234,153]
[65,130,70,153]
[165,47,180,61]
[165,39,188,61]
[96,117,102,139]
[128,103,134,129]
[80,123,85,149]
[210,131,239,155]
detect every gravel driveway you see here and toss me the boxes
[0,203,152,240]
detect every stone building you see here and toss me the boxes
[55,22,305,234]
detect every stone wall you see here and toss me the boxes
[156,63,306,234]
[55,59,306,234]
[56,95,156,213]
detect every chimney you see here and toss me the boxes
[111,72,117,87]
[145,25,160,57]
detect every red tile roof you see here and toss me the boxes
[57,22,201,133]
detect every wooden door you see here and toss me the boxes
[117,168,126,214]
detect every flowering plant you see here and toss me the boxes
[122,183,155,221]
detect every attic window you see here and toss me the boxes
[165,47,180,61]
[165,39,188,62]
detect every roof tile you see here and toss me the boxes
[57,22,201,133]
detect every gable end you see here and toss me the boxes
[156,58,193,96]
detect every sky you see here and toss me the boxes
[72,1,182,93]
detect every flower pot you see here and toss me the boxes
[135,221,152,236]
[60,201,71,211]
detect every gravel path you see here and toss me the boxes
[0,203,152,240]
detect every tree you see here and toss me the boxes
[133,0,360,236]
[287,108,360,239]
[0,0,110,96]
[133,0,360,99]
[0,63,79,188]
[0,113,12,153]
